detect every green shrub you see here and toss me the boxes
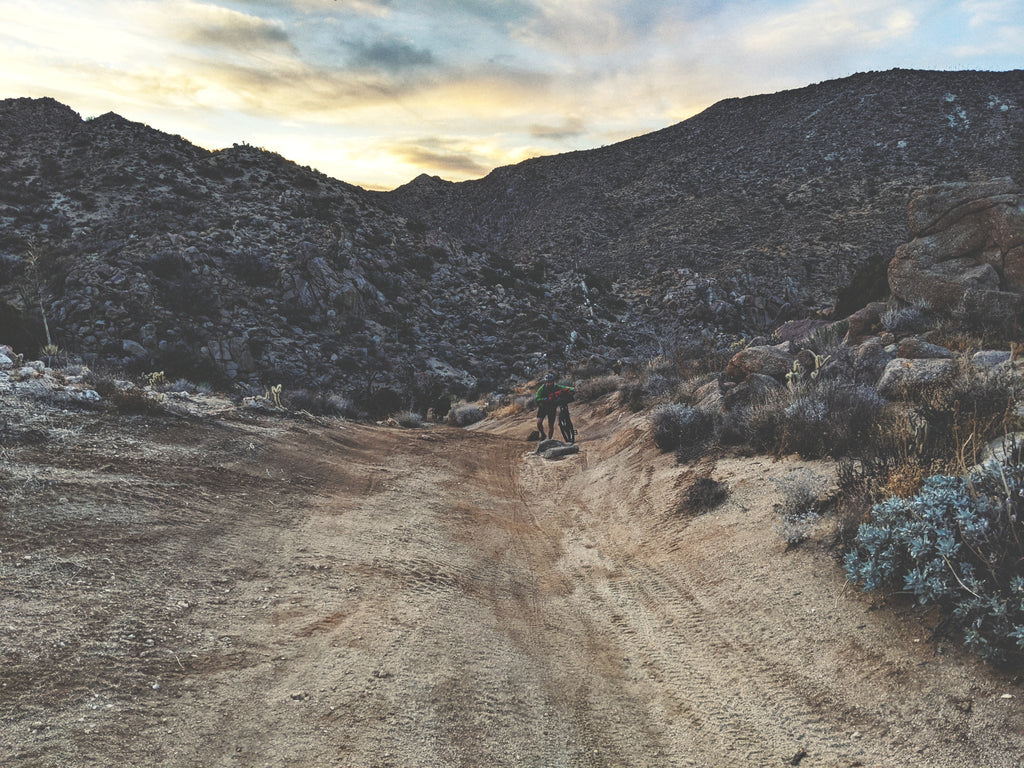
[845,463,1024,662]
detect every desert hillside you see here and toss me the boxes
[2,69,1023,411]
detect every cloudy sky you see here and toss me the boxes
[2,1,1021,189]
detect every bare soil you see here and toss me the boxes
[2,395,1022,767]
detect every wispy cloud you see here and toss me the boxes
[739,0,919,56]
[346,35,436,72]
[529,116,587,140]
[385,138,492,176]
[174,2,295,52]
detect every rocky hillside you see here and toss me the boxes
[0,98,628,412]
[1,69,1022,410]
[383,68,1024,323]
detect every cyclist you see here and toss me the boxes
[535,373,575,442]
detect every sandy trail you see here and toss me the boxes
[1,401,1022,767]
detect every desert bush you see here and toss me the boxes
[881,301,933,337]
[109,387,163,415]
[912,357,1024,469]
[448,404,486,427]
[742,390,790,454]
[802,320,848,357]
[393,410,425,428]
[650,404,714,455]
[682,476,729,513]
[844,464,1024,662]
[780,381,888,459]
[715,406,753,448]
[286,388,358,417]
[619,372,679,412]
[777,482,823,549]
[575,374,622,403]
[152,377,199,394]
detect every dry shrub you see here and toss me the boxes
[880,458,927,499]
[447,404,486,427]
[393,410,425,428]
[682,476,729,513]
[109,388,163,415]
[490,400,525,419]
[575,374,622,403]
[913,357,1024,471]
[779,381,887,460]
[650,403,715,454]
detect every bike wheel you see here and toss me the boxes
[558,408,576,443]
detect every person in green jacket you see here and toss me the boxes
[535,373,575,441]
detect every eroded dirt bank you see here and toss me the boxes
[2,400,1022,767]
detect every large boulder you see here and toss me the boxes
[896,337,953,360]
[889,178,1024,313]
[876,357,958,397]
[844,301,888,345]
[724,343,795,383]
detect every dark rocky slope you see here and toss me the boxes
[0,98,626,411]
[383,69,1024,324]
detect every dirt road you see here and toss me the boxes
[2,398,1022,767]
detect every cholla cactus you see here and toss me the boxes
[785,360,803,391]
[809,353,831,380]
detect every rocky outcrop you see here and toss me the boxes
[714,177,1024,412]
[888,178,1024,314]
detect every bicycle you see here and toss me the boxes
[557,404,576,444]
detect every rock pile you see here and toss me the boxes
[701,179,1024,411]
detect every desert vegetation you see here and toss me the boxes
[591,297,1024,663]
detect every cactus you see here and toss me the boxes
[809,353,831,380]
[785,360,803,391]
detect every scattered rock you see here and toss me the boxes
[540,443,580,460]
